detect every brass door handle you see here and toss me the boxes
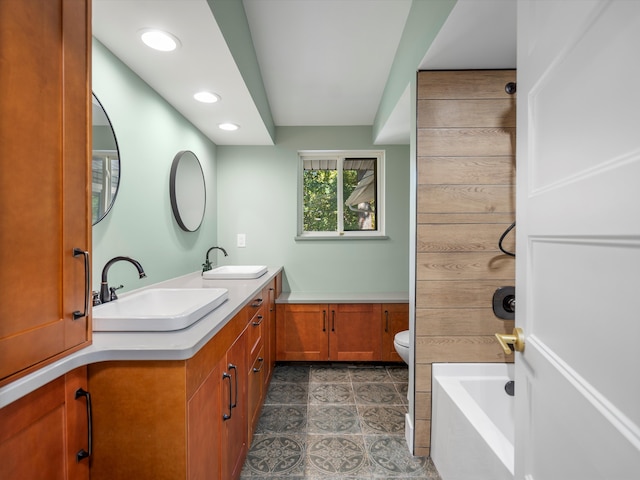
[495,327,525,354]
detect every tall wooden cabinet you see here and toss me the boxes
[0,0,92,385]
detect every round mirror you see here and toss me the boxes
[92,93,121,225]
[170,150,206,232]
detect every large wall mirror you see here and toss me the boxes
[170,150,206,232]
[92,93,121,225]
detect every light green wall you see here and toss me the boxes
[92,42,410,296]
[92,39,218,293]
[373,0,456,139]
[206,0,275,143]
[217,126,410,293]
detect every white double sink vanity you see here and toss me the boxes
[0,266,279,408]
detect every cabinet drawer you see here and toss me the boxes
[247,346,265,437]
[248,305,265,357]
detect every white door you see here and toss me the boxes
[515,1,640,479]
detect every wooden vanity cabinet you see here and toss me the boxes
[0,367,90,480]
[276,303,392,362]
[88,309,249,480]
[381,303,410,362]
[0,0,92,386]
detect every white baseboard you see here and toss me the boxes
[404,412,414,454]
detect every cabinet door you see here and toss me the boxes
[381,304,409,362]
[276,304,329,361]
[188,365,221,480]
[0,367,89,480]
[264,280,277,389]
[247,345,265,439]
[329,304,382,361]
[0,0,91,384]
[221,329,248,480]
[89,361,188,480]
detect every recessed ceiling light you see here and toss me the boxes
[140,29,180,52]
[194,91,220,104]
[218,123,239,131]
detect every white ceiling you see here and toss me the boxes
[92,0,516,146]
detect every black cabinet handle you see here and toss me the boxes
[74,388,92,462]
[252,315,264,326]
[222,372,232,420]
[331,310,335,332]
[251,298,263,308]
[72,248,90,320]
[253,357,264,373]
[322,310,326,332]
[385,310,389,333]
[229,364,238,409]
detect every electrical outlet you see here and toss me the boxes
[237,233,246,248]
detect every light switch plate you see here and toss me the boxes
[237,233,246,248]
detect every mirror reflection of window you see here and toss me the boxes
[92,152,120,224]
[91,93,121,225]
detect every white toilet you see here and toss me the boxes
[393,330,410,364]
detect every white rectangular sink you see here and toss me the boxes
[93,288,228,332]
[203,265,267,280]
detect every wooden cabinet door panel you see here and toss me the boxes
[264,280,277,389]
[248,345,265,438]
[329,304,382,361]
[0,0,91,385]
[0,378,66,480]
[381,304,409,362]
[188,366,221,480]
[89,361,188,480]
[221,329,248,480]
[276,304,328,361]
[0,367,89,480]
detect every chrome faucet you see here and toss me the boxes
[203,246,228,272]
[100,256,146,304]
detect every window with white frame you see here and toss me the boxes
[298,150,385,238]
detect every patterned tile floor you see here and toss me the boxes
[240,364,442,479]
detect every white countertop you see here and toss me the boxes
[276,292,409,304]
[0,267,282,408]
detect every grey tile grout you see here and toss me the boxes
[243,364,439,479]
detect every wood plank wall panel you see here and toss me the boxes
[418,185,515,213]
[419,156,515,185]
[414,70,516,455]
[418,100,516,128]
[418,224,516,252]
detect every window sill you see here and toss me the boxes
[295,234,389,241]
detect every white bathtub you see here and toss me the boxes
[431,363,515,480]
